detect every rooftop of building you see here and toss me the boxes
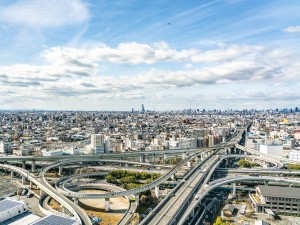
[0,198,24,213]
[30,215,78,225]
[258,185,300,199]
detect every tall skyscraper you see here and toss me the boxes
[141,104,145,112]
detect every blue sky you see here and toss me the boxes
[0,0,300,110]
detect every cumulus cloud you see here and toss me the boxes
[0,41,299,106]
[42,42,198,65]
[41,42,267,66]
[0,0,90,27]
[283,26,300,33]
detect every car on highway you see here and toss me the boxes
[21,188,29,196]
[27,192,34,198]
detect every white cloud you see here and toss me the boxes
[283,26,300,33]
[42,42,265,65]
[184,64,193,69]
[0,0,90,28]
[42,42,198,65]
[0,41,299,108]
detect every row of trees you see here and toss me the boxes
[108,170,160,180]
[237,159,260,168]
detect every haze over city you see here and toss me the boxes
[0,0,300,110]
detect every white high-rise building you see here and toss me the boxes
[0,141,11,154]
[86,134,105,154]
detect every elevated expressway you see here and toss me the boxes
[216,168,300,175]
[0,145,229,164]
[176,176,300,225]
[140,127,298,225]
[141,154,221,225]
[0,163,91,225]
[0,126,246,225]
[45,150,215,199]
[140,153,282,225]
[168,148,298,225]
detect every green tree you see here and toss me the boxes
[106,174,118,184]
[213,216,233,225]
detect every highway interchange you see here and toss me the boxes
[1,123,300,225]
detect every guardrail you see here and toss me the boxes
[0,164,84,224]
[177,176,300,225]
[139,152,217,225]
[45,150,214,199]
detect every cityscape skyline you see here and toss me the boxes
[0,0,300,110]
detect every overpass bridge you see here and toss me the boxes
[139,125,300,225]
[0,163,92,225]
[175,176,300,225]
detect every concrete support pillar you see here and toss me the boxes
[40,189,43,196]
[155,186,159,198]
[22,176,26,185]
[58,166,63,176]
[125,163,129,167]
[187,161,191,167]
[232,182,236,196]
[140,154,145,163]
[152,154,155,163]
[191,209,195,217]
[182,152,187,160]
[105,198,110,211]
[30,181,33,189]
[171,174,175,180]
[10,171,14,178]
[31,161,36,171]
[244,151,247,155]
[163,153,168,163]
[135,195,139,206]
[74,198,79,205]
[22,161,26,169]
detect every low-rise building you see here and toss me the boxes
[250,185,300,215]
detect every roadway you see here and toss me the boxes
[216,168,300,175]
[176,175,300,225]
[0,146,228,162]
[141,155,221,225]
[51,151,212,198]
[0,163,91,225]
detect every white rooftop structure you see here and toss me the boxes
[30,215,79,225]
[0,198,28,223]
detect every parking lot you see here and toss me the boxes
[0,176,19,198]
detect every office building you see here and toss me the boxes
[250,185,300,215]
